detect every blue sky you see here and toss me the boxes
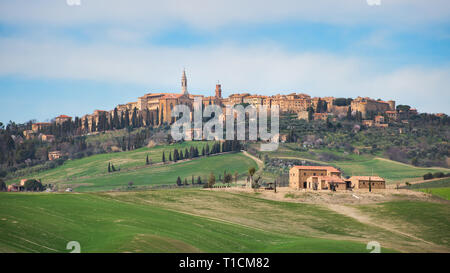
[0,0,449,124]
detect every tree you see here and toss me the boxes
[234,171,238,184]
[346,106,352,120]
[113,108,119,129]
[248,167,256,187]
[176,176,182,186]
[146,155,149,165]
[111,163,117,172]
[307,106,314,121]
[224,173,233,186]
[24,179,44,192]
[184,178,188,186]
[208,172,216,188]
[423,173,433,180]
[131,107,138,128]
[0,179,6,192]
[108,162,111,173]
[128,181,134,189]
[169,151,173,161]
[124,109,130,128]
[162,151,166,163]
[197,176,202,184]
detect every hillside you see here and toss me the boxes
[1,189,449,253]
[255,143,450,184]
[8,141,257,192]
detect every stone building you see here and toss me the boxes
[289,166,342,190]
[48,151,62,161]
[289,166,386,191]
[306,175,347,191]
[32,122,51,133]
[351,97,395,118]
[348,176,386,190]
[55,115,72,125]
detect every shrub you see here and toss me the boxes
[423,173,433,180]
[24,179,45,192]
[433,172,444,178]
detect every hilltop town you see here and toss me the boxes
[25,70,434,138]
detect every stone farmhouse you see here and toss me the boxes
[289,165,385,191]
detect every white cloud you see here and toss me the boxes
[0,0,449,29]
[0,36,448,114]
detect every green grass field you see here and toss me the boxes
[9,141,212,184]
[0,192,376,253]
[357,201,450,246]
[404,178,450,200]
[8,141,257,192]
[68,153,257,192]
[417,188,450,200]
[258,144,449,184]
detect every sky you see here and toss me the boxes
[0,0,449,124]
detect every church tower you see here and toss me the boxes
[215,82,222,98]
[181,69,188,95]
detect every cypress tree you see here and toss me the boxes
[124,109,130,128]
[146,155,149,165]
[113,108,119,129]
[108,162,111,173]
[162,151,166,163]
[176,176,182,186]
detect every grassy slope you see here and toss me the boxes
[72,153,257,192]
[357,201,450,247]
[0,192,371,253]
[7,141,258,192]
[417,188,450,201]
[9,141,211,184]
[406,178,450,200]
[259,144,449,183]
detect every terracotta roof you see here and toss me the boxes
[291,165,341,173]
[34,122,51,125]
[57,115,72,118]
[162,94,183,99]
[350,176,385,182]
[312,175,345,183]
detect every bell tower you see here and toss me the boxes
[181,69,188,95]
[215,81,222,98]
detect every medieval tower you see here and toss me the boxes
[181,69,188,95]
[215,82,222,98]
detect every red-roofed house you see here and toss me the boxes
[306,175,347,191]
[349,176,385,190]
[289,166,342,190]
[55,115,72,125]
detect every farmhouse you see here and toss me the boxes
[48,151,62,161]
[348,176,386,190]
[7,183,24,192]
[289,166,342,190]
[289,166,386,191]
[306,175,347,191]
